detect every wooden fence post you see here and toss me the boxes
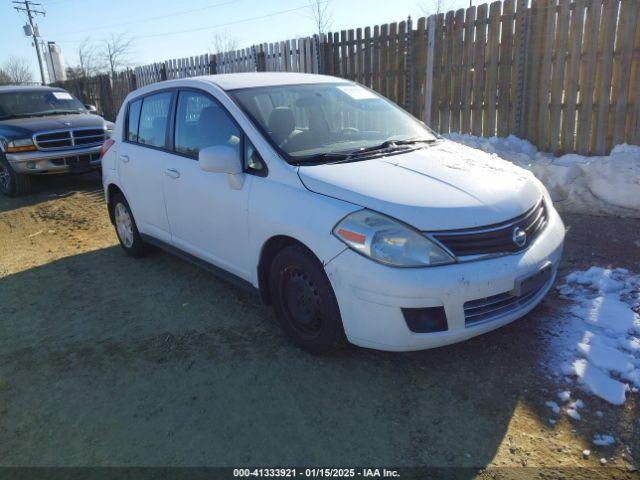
[424,15,436,128]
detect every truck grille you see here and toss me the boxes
[431,199,547,257]
[34,129,106,151]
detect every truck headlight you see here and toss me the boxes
[333,209,455,267]
[6,138,36,152]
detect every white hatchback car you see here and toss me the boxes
[101,72,564,354]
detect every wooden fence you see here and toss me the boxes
[55,0,639,156]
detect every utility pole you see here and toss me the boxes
[13,0,46,85]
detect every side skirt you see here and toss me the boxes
[140,234,260,297]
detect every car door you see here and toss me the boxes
[162,89,254,280]
[118,91,174,243]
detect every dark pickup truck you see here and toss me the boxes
[0,85,113,197]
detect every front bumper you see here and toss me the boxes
[6,145,102,174]
[325,205,565,351]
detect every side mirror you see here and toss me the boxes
[198,145,242,174]
[85,104,98,114]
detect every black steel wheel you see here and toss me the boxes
[269,244,345,354]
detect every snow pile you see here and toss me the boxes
[546,267,640,405]
[444,134,640,217]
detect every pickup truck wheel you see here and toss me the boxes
[111,192,149,258]
[0,156,31,197]
[269,245,346,354]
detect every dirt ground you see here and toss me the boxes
[0,173,639,477]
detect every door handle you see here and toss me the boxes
[164,168,180,179]
[119,154,129,163]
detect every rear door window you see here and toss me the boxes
[137,92,172,148]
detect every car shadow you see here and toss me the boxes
[0,171,103,214]
[0,244,632,471]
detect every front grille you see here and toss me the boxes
[432,199,548,257]
[34,128,106,151]
[464,272,552,326]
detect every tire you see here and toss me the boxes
[0,156,32,197]
[269,245,346,354]
[110,192,149,258]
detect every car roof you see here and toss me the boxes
[0,85,66,94]
[192,72,349,91]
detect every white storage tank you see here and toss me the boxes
[45,41,67,83]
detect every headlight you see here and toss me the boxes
[6,138,36,152]
[332,209,455,267]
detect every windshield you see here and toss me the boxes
[0,90,86,120]
[230,83,437,163]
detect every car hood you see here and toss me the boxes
[297,140,542,231]
[0,114,107,139]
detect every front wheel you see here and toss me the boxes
[269,245,345,354]
[111,193,149,257]
[0,156,31,197]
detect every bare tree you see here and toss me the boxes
[418,0,451,16]
[209,31,239,55]
[0,69,11,85]
[307,0,333,38]
[78,37,101,78]
[100,33,133,78]
[1,56,34,84]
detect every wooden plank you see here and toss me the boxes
[431,13,445,131]
[372,26,380,92]
[333,32,340,76]
[536,0,557,150]
[348,29,356,80]
[299,38,306,73]
[451,9,465,132]
[560,0,586,153]
[593,0,619,154]
[380,24,389,96]
[484,1,501,137]
[524,0,545,142]
[497,0,514,137]
[397,20,407,108]
[472,4,487,137]
[413,17,427,120]
[356,28,364,83]
[576,0,602,154]
[461,6,476,133]
[549,0,571,154]
[388,23,398,102]
[630,0,640,145]
[340,30,348,77]
[441,11,454,133]
[364,27,372,88]
[510,0,528,134]
[611,0,638,146]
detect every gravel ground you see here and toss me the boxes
[0,173,638,477]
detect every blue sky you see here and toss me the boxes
[1,0,474,81]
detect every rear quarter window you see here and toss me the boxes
[126,99,142,142]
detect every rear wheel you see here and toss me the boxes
[111,192,149,257]
[0,156,31,197]
[269,245,345,354]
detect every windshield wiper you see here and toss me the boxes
[292,138,437,166]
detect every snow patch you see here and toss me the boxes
[543,267,640,405]
[593,434,615,447]
[444,134,640,217]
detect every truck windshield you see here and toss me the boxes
[0,90,86,120]
[230,83,437,164]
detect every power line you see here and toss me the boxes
[47,0,241,37]
[56,0,329,45]
[12,0,47,84]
